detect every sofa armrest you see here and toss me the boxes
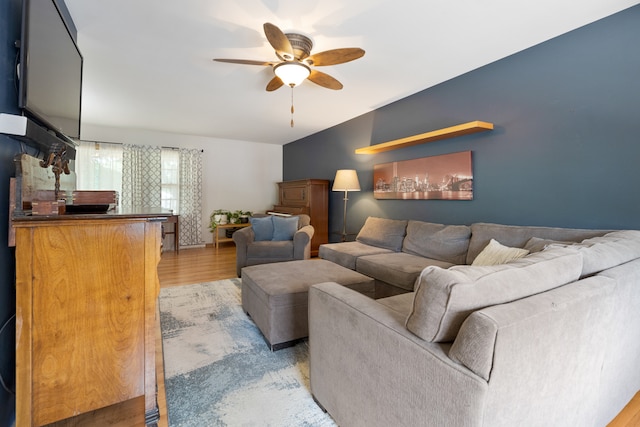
[309,282,487,427]
[233,226,255,277]
[233,225,255,245]
[449,276,615,426]
[293,224,314,260]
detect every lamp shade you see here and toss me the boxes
[332,169,361,192]
[274,62,311,87]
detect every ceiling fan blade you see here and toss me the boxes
[266,76,284,92]
[308,69,343,90]
[307,48,365,66]
[213,58,273,66]
[263,22,294,60]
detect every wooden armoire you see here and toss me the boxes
[272,179,329,257]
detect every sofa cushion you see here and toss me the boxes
[471,239,529,266]
[466,223,608,264]
[319,241,393,270]
[356,217,408,252]
[357,252,454,291]
[272,215,299,241]
[526,231,640,276]
[402,221,471,264]
[249,216,274,241]
[405,246,583,342]
[568,230,640,277]
[246,240,294,259]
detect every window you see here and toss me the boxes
[75,141,123,195]
[161,148,180,213]
[76,143,181,213]
[75,142,203,247]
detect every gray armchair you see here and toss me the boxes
[233,214,314,277]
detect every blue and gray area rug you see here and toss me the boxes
[159,278,336,427]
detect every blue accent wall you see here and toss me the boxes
[0,0,23,423]
[284,5,640,241]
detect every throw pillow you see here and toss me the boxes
[272,216,299,241]
[356,216,408,251]
[405,246,583,342]
[249,216,274,241]
[471,239,529,266]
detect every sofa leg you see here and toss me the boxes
[264,336,305,352]
[312,395,328,413]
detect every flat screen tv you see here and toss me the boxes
[18,0,83,141]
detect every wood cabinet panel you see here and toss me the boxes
[14,216,162,426]
[279,184,307,206]
[32,224,145,425]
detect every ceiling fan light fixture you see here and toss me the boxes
[274,62,310,87]
[214,22,365,127]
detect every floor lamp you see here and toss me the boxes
[332,169,361,242]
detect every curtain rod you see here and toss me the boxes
[78,139,203,152]
[77,138,122,146]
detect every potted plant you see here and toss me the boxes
[228,210,242,224]
[223,210,244,238]
[239,210,253,223]
[209,209,229,232]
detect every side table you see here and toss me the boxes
[163,214,179,252]
[214,222,250,248]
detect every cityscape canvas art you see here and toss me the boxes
[374,151,473,200]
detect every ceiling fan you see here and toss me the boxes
[214,22,365,92]
[214,23,365,127]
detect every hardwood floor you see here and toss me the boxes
[609,392,640,427]
[157,245,237,288]
[46,244,640,426]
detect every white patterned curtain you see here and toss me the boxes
[121,144,161,209]
[178,148,203,246]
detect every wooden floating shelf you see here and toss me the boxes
[355,120,494,154]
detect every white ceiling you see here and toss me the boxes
[64,0,639,145]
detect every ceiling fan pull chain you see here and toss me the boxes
[290,86,295,127]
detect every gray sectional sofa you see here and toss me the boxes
[319,216,607,297]
[311,217,640,426]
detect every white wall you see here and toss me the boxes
[81,124,283,244]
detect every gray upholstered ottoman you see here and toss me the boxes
[241,259,374,350]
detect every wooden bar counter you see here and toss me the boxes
[13,208,170,426]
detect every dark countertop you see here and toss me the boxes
[12,206,174,223]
